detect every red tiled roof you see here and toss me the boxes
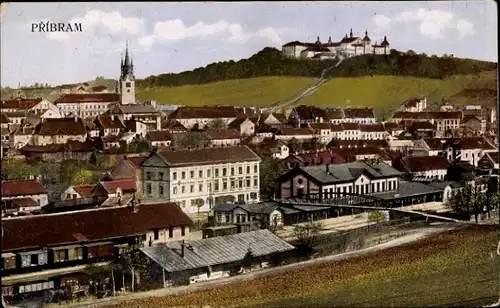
[341,123,360,130]
[1,202,193,251]
[296,150,346,165]
[1,179,47,197]
[98,116,124,129]
[278,127,315,136]
[1,98,42,110]
[9,198,40,208]
[402,155,451,172]
[34,117,87,136]
[308,123,331,130]
[155,146,261,167]
[383,122,403,131]
[55,94,120,104]
[127,156,148,168]
[360,124,385,132]
[147,130,173,142]
[73,184,95,198]
[325,110,344,120]
[100,179,137,194]
[168,106,242,119]
[344,108,375,119]
[329,124,343,132]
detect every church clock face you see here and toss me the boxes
[126,82,131,88]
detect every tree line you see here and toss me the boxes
[136,47,497,89]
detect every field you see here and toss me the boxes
[136,74,476,119]
[108,225,499,308]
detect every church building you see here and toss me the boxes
[117,42,137,105]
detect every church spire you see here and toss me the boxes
[350,28,353,37]
[124,41,130,66]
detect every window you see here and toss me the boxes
[181,186,185,193]
[199,183,203,192]
[199,170,203,178]
[159,185,164,196]
[154,229,159,240]
[181,226,185,236]
[31,254,39,265]
[382,182,386,191]
[182,172,186,179]
[223,181,228,190]
[247,166,250,174]
[239,179,243,188]
[214,181,219,191]
[173,172,177,180]
[208,169,211,177]
[190,171,194,178]
[215,169,219,177]
[223,168,227,176]
[173,187,177,194]
[159,172,164,180]
[126,82,131,88]
[146,183,152,195]
[231,180,235,190]
[190,185,194,193]
[376,182,380,192]
[231,167,235,176]
[168,226,173,238]
[254,178,258,187]
[246,178,251,187]
[254,165,258,173]
[239,167,243,174]
[146,172,152,180]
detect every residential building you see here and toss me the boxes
[1,179,49,209]
[212,202,285,227]
[278,161,402,199]
[141,146,262,213]
[228,117,255,136]
[391,111,462,134]
[343,108,376,124]
[478,151,499,172]
[147,131,173,148]
[54,94,120,118]
[91,178,137,205]
[249,139,289,160]
[443,137,498,166]
[360,124,386,140]
[411,138,446,156]
[274,127,316,142]
[281,149,346,169]
[32,117,87,146]
[395,155,451,181]
[167,106,243,130]
[205,129,242,147]
[61,184,95,201]
[340,123,361,140]
[108,155,147,195]
[461,115,486,134]
[399,97,427,112]
[108,104,161,131]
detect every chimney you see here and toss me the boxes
[181,240,185,258]
[111,115,115,121]
[326,164,330,173]
[74,116,78,122]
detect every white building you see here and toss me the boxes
[1,179,49,209]
[444,137,498,167]
[141,146,262,214]
[398,155,451,181]
[118,42,137,105]
[55,93,119,118]
[168,106,242,130]
[399,97,427,113]
[282,30,390,60]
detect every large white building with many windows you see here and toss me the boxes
[140,146,262,214]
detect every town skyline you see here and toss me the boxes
[1,1,497,87]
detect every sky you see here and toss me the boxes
[0,1,497,88]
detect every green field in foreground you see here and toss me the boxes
[136,75,476,119]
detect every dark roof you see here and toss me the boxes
[293,105,327,120]
[98,115,124,129]
[99,179,137,194]
[168,106,242,119]
[147,131,173,142]
[34,117,87,136]
[20,139,95,153]
[2,203,193,252]
[324,110,344,120]
[401,156,451,172]
[402,97,425,108]
[408,121,436,130]
[341,123,360,130]
[55,94,120,104]
[360,124,385,132]
[295,150,346,165]
[343,108,375,119]
[161,119,188,131]
[153,146,261,167]
[1,98,42,110]
[2,179,47,197]
[278,127,315,136]
[302,46,331,52]
[1,113,11,123]
[443,137,497,150]
[383,122,403,131]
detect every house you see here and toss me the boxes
[212,202,285,227]
[2,111,26,125]
[281,149,346,169]
[161,119,188,133]
[404,121,436,138]
[275,127,316,142]
[32,117,87,146]
[324,109,345,124]
[61,184,95,201]
[411,138,446,156]
[395,155,451,181]
[340,123,361,140]
[140,229,295,286]
[289,105,327,124]
[141,146,262,213]
[1,198,42,217]
[477,152,499,172]
[205,129,242,147]
[443,137,498,166]
[1,179,49,208]
[460,115,486,134]
[258,113,288,126]
[383,122,405,137]
[249,139,289,160]
[228,117,255,136]
[92,178,137,205]
[446,161,476,182]
[108,155,147,195]
[278,161,402,199]
[307,123,334,144]
[96,115,124,137]
[343,108,376,124]
[1,202,193,299]
[255,123,279,138]
[54,93,120,118]
[19,140,96,162]
[1,98,43,113]
[399,97,427,112]
[108,104,162,131]
[124,119,149,139]
[84,118,100,138]
[360,124,386,140]
[27,98,62,119]
[167,106,243,130]
[391,111,462,135]
[147,131,173,148]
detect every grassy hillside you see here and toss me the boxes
[448,69,498,109]
[136,76,317,106]
[136,74,476,120]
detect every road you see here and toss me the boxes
[54,224,459,308]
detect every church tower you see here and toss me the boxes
[119,42,136,105]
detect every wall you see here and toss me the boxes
[2,194,49,207]
[143,226,190,247]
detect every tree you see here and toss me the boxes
[207,118,227,129]
[288,138,301,154]
[241,248,254,272]
[173,132,208,149]
[71,169,94,186]
[368,210,386,224]
[128,139,152,153]
[1,158,40,180]
[293,221,323,247]
[118,246,150,292]
[446,183,487,223]
[96,154,118,170]
[259,157,288,200]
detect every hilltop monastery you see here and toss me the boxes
[282,29,390,60]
